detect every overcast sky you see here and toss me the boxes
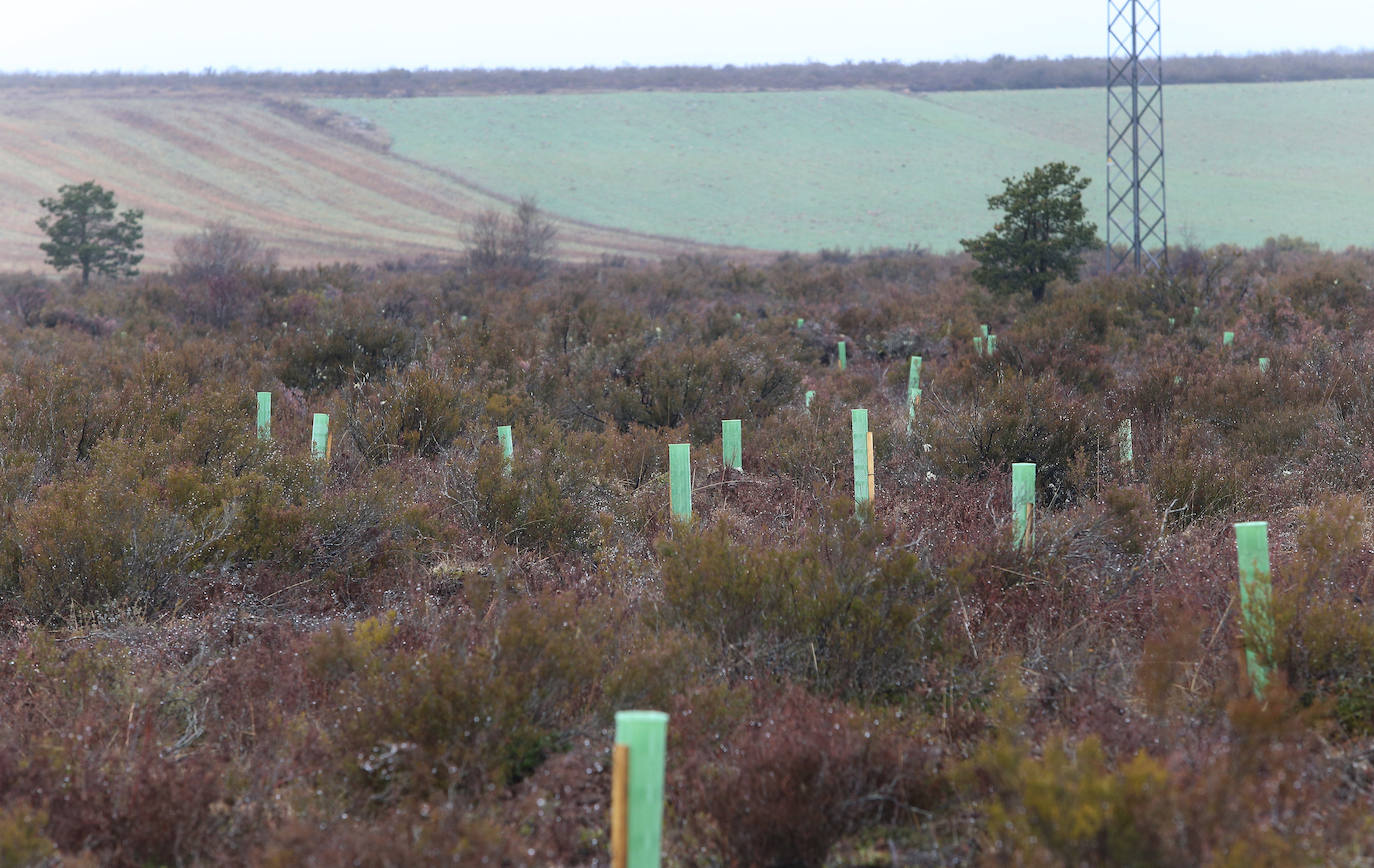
[3,0,1371,73]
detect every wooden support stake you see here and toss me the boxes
[256,391,272,441]
[721,419,742,472]
[866,431,875,500]
[611,743,629,868]
[1235,521,1275,698]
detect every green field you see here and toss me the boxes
[325,80,1374,253]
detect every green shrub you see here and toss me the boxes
[470,440,603,554]
[343,365,475,463]
[975,734,1180,866]
[0,802,57,867]
[276,321,414,391]
[5,440,233,622]
[1273,495,1374,734]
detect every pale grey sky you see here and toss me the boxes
[2,0,1371,73]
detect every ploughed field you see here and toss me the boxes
[2,243,1374,863]
[0,90,721,271]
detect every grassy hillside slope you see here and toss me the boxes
[0,92,719,271]
[325,79,1374,253]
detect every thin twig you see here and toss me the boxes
[1191,591,1237,694]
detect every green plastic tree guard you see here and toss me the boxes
[838,341,847,371]
[980,324,990,338]
[256,391,271,441]
[311,413,329,461]
[497,425,514,474]
[804,390,816,410]
[851,409,870,509]
[987,334,997,354]
[669,443,691,523]
[1118,419,1133,470]
[1012,463,1036,550]
[1167,317,1175,329]
[614,710,669,868]
[1259,357,1270,373]
[796,317,805,328]
[905,356,923,434]
[1223,331,1235,346]
[1235,521,1275,698]
[721,420,742,472]
[973,336,984,356]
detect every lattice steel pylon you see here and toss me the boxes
[1107,0,1167,272]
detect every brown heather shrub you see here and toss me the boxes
[676,687,946,868]
[608,335,801,441]
[968,691,1361,865]
[312,594,693,805]
[343,364,476,463]
[751,398,851,492]
[8,243,1374,862]
[0,634,232,866]
[1146,423,1249,525]
[932,373,1106,505]
[657,511,953,702]
[571,422,675,490]
[1005,279,1135,391]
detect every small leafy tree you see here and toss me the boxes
[36,181,144,286]
[960,162,1097,302]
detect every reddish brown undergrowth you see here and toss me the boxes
[2,241,1374,864]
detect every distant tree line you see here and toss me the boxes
[5,49,1374,96]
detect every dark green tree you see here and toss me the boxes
[960,162,1097,302]
[36,181,144,286]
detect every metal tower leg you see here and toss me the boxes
[1107,0,1167,272]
